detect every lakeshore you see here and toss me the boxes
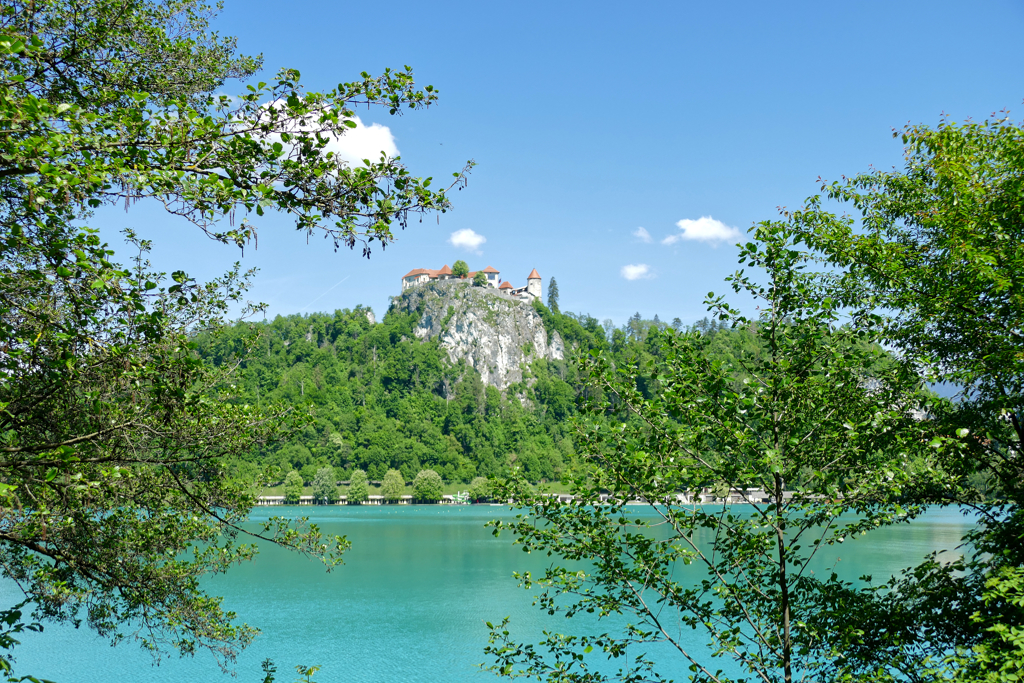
[256,486,775,506]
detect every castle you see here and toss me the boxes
[401,265,542,302]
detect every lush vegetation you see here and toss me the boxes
[0,0,468,675]
[199,294,775,492]
[486,114,1024,683]
[488,227,933,683]
[4,0,1019,681]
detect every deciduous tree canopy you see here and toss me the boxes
[0,0,468,673]
[381,469,405,501]
[487,113,1024,683]
[347,469,369,504]
[783,113,1024,681]
[413,469,443,502]
[487,225,931,683]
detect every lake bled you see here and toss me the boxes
[4,505,975,682]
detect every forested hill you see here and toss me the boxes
[198,295,752,485]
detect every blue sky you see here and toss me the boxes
[101,0,1024,327]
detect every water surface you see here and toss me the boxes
[6,505,975,682]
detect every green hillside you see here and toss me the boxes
[198,298,746,485]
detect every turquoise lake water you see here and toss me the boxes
[4,505,976,682]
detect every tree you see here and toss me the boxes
[468,476,491,502]
[452,260,470,278]
[413,469,444,502]
[778,113,1024,681]
[486,225,930,682]
[347,469,369,504]
[283,470,304,504]
[473,271,488,287]
[381,469,405,502]
[0,0,467,672]
[626,311,643,339]
[547,277,560,313]
[311,466,337,504]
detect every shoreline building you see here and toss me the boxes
[401,265,542,302]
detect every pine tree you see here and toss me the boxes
[547,277,560,313]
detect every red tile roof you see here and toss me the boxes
[401,268,431,279]
[527,268,541,279]
[404,264,517,286]
[499,281,513,289]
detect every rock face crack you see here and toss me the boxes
[389,281,564,390]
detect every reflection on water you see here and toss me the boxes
[6,506,975,682]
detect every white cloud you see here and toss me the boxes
[260,102,399,168]
[633,226,652,243]
[324,115,398,167]
[663,216,742,245]
[620,263,654,280]
[449,228,486,254]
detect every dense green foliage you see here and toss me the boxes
[781,114,1024,682]
[201,294,772,488]
[547,277,560,313]
[413,469,444,502]
[468,476,492,502]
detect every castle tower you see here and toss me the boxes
[526,268,542,300]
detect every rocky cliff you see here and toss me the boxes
[389,281,564,390]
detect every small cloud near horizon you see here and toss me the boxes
[620,263,654,280]
[663,216,741,245]
[449,228,486,254]
[633,226,652,243]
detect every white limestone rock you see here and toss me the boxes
[389,280,564,390]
